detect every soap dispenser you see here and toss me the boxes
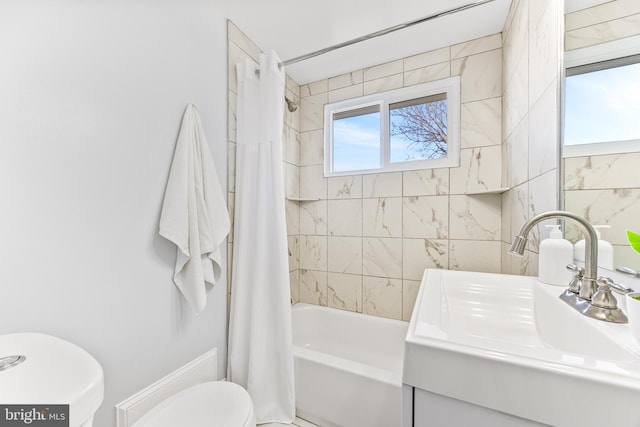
[573,225,614,269]
[539,225,574,286]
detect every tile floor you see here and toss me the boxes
[262,416,319,427]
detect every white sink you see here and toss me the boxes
[0,333,104,427]
[403,269,640,427]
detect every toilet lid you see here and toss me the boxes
[132,381,254,427]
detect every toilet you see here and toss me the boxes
[0,333,104,427]
[131,381,256,427]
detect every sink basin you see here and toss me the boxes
[0,333,104,427]
[403,269,640,427]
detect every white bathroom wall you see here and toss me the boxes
[0,2,229,426]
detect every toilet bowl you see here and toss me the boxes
[0,333,104,427]
[131,381,255,427]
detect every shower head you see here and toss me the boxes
[285,96,298,112]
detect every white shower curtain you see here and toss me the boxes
[228,51,295,424]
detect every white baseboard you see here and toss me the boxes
[115,348,218,427]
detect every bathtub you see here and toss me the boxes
[292,303,409,427]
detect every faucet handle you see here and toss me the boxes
[597,277,634,295]
[565,264,584,293]
[566,264,584,276]
[586,277,630,323]
[592,278,620,310]
[616,267,640,278]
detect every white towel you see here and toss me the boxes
[159,104,230,314]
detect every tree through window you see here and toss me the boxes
[390,94,448,162]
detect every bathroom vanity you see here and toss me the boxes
[402,269,640,427]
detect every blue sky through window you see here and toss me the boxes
[565,62,640,145]
[333,112,381,172]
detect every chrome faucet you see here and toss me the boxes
[509,210,632,323]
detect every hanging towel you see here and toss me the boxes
[159,104,230,314]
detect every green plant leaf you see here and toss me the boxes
[626,230,640,254]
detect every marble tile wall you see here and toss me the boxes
[500,0,561,276]
[565,0,640,51]
[563,0,640,270]
[564,153,640,269]
[295,34,504,321]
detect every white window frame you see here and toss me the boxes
[563,34,640,158]
[324,77,460,177]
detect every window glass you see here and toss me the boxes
[389,94,448,163]
[333,107,381,172]
[565,58,640,146]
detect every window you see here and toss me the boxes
[324,77,460,176]
[565,55,640,146]
[563,35,640,157]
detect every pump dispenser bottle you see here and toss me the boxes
[539,225,574,286]
[573,225,613,269]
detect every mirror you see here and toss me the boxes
[561,0,640,271]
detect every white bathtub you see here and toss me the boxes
[292,303,409,427]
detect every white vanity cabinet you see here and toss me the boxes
[402,385,545,427]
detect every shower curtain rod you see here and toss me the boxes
[278,0,495,68]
